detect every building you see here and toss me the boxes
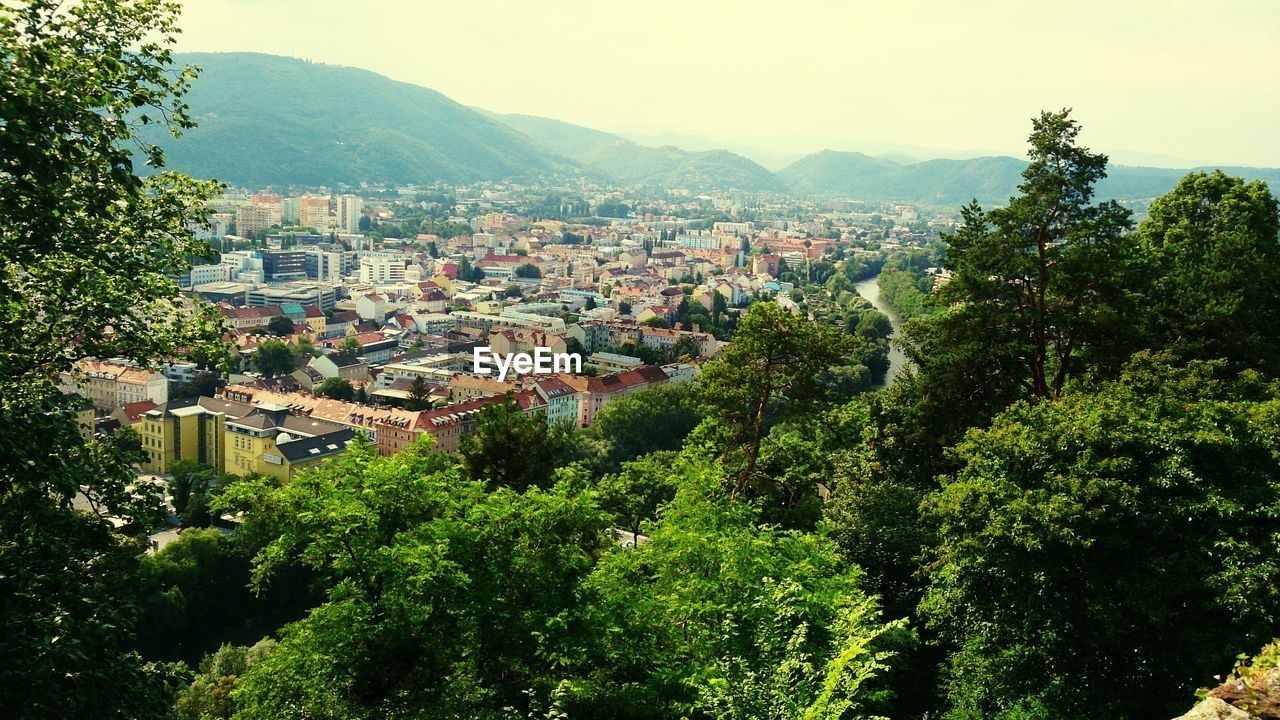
[245,283,341,312]
[528,376,579,428]
[335,194,363,233]
[559,365,669,427]
[218,303,283,331]
[255,250,307,281]
[236,203,281,236]
[311,351,367,381]
[358,255,407,285]
[63,360,168,411]
[304,246,350,281]
[224,403,355,480]
[138,395,253,474]
[298,195,330,231]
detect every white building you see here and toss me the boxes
[336,195,363,233]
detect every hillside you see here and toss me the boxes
[493,113,786,193]
[145,53,572,187]
[779,149,1280,206]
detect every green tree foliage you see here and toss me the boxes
[212,435,904,720]
[583,383,705,474]
[920,355,1280,720]
[133,529,310,664]
[876,268,930,321]
[172,640,276,720]
[899,110,1140,451]
[251,340,295,378]
[0,1,225,715]
[315,377,354,401]
[1135,170,1280,374]
[514,262,542,278]
[459,395,573,492]
[174,369,221,399]
[699,301,852,491]
[167,459,218,527]
[217,440,614,719]
[593,451,678,539]
[267,315,295,336]
[404,375,433,410]
[571,453,906,719]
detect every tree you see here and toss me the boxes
[315,377,354,401]
[167,458,216,520]
[217,440,614,718]
[173,640,277,720]
[267,315,295,336]
[669,335,700,360]
[1135,170,1280,374]
[921,355,1280,719]
[577,452,906,719]
[514,263,542,279]
[338,335,362,353]
[899,110,1139,448]
[594,452,678,539]
[459,395,571,492]
[584,295,597,311]
[583,383,705,474]
[617,300,631,315]
[252,340,295,378]
[0,1,224,715]
[699,301,852,493]
[640,316,670,329]
[405,376,432,411]
[711,290,728,323]
[175,369,220,399]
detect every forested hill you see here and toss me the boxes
[489,112,787,192]
[778,148,1280,206]
[147,53,1279,203]
[144,53,573,187]
[144,53,783,192]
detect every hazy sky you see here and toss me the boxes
[176,0,1280,167]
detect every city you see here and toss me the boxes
[3,2,1280,720]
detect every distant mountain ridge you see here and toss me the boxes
[778,149,1280,207]
[151,53,1279,204]
[147,53,571,188]
[489,113,784,192]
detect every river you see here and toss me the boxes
[853,275,908,386]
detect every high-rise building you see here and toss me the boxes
[336,194,363,232]
[236,203,281,236]
[281,196,301,225]
[299,195,330,231]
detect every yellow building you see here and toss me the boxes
[70,395,96,442]
[138,396,253,475]
[224,403,356,481]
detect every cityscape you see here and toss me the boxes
[3,2,1280,720]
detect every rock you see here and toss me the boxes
[1174,697,1256,720]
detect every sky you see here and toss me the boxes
[176,0,1280,168]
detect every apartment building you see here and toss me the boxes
[63,360,168,411]
[138,395,253,474]
[298,195,330,231]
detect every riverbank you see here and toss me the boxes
[853,274,908,385]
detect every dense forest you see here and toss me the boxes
[3,2,1280,720]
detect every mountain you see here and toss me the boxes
[492,113,785,193]
[146,53,571,187]
[779,149,1280,206]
